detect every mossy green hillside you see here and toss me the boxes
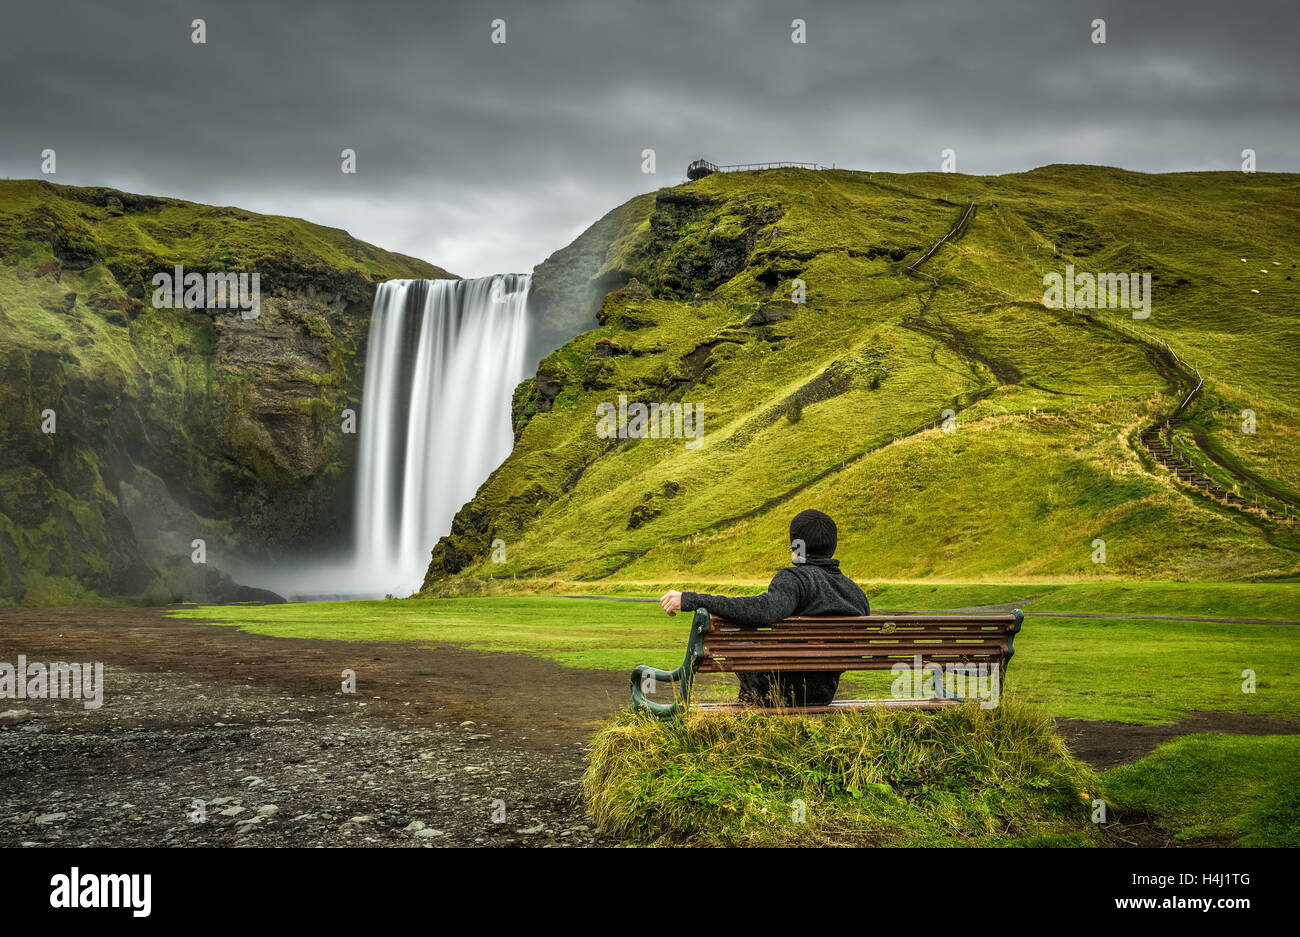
[0,180,451,604]
[425,166,1300,591]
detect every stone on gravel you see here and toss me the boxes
[0,710,35,727]
[34,812,66,825]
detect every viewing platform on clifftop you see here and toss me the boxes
[686,159,719,180]
[687,159,829,181]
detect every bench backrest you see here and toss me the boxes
[697,611,1023,674]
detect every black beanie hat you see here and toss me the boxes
[790,509,837,558]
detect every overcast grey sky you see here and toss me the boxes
[2,0,1296,277]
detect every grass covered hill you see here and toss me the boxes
[423,165,1300,590]
[0,180,452,605]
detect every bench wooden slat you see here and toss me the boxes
[704,650,1009,660]
[700,660,1001,672]
[769,613,1024,621]
[709,629,1008,637]
[704,640,1011,652]
[708,624,1014,635]
[707,628,1008,636]
[628,607,1023,719]
[694,697,963,714]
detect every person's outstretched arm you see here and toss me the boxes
[659,569,802,627]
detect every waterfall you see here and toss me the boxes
[351,274,530,596]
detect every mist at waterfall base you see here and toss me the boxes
[237,274,531,601]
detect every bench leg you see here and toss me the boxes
[629,608,711,720]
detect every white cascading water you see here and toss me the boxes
[351,274,530,595]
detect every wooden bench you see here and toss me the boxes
[629,607,1023,719]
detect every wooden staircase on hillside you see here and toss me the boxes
[1137,423,1291,523]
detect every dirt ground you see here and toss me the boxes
[2,606,1296,848]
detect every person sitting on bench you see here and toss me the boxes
[658,508,870,707]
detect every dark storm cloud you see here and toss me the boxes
[2,0,1296,276]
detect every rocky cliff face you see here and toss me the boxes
[0,180,453,604]
[522,192,657,372]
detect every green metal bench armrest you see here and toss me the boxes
[1006,608,1023,664]
[629,608,711,720]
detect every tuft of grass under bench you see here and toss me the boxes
[583,700,1102,846]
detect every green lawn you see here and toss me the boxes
[1103,734,1300,846]
[853,615,1296,723]
[173,580,1300,724]
[871,579,1300,620]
